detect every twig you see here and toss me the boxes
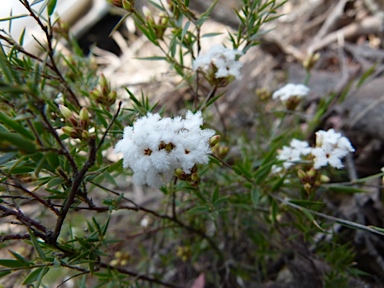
[39,104,78,174]
[0,174,59,215]
[308,16,383,53]
[313,0,349,41]
[50,137,96,244]
[0,233,31,243]
[99,262,183,288]
[0,204,48,235]
[97,101,122,151]
[19,0,80,107]
[277,196,384,237]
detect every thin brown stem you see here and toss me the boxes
[0,171,59,215]
[0,204,48,235]
[97,101,122,151]
[99,262,182,288]
[39,104,78,174]
[50,137,96,244]
[19,0,80,107]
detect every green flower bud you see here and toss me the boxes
[59,105,72,119]
[100,74,111,96]
[81,130,90,141]
[123,0,135,12]
[79,107,90,129]
[320,174,330,183]
[307,168,317,178]
[191,172,200,183]
[108,91,117,105]
[209,135,221,147]
[297,169,307,181]
[62,126,78,138]
[304,183,312,194]
[174,168,187,180]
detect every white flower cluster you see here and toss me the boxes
[193,45,243,80]
[275,139,312,172]
[272,83,310,102]
[115,111,215,187]
[273,129,354,172]
[312,129,355,169]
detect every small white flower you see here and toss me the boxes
[115,111,215,187]
[193,45,243,80]
[274,139,311,171]
[272,83,309,102]
[312,129,354,169]
[140,216,150,228]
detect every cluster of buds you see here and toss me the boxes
[52,19,70,41]
[176,246,191,262]
[298,168,329,194]
[303,52,320,72]
[60,105,91,141]
[256,87,272,102]
[109,251,130,267]
[107,0,135,12]
[174,165,200,186]
[210,135,229,159]
[90,74,117,107]
[142,6,169,40]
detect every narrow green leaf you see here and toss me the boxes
[135,56,167,61]
[0,259,27,268]
[181,21,190,41]
[29,229,47,261]
[35,266,49,288]
[211,186,219,203]
[187,206,209,214]
[196,0,218,26]
[254,162,273,184]
[47,0,57,16]
[0,152,17,165]
[0,14,30,22]
[201,33,223,38]
[251,187,260,205]
[9,250,30,266]
[368,225,384,233]
[300,207,324,232]
[289,199,324,209]
[0,130,36,153]
[23,267,44,285]
[327,185,366,194]
[0,269,11,277]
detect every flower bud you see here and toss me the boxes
[62,126,79,138]
[107,0,123,7]
[81,130,90,141]
[79,107,90,129]
[209,135,221,147]
[174,168,187,180]
[191,172,200,183]
[297,169,307,181]
[303,52,320,72]
[100,74,110,96]
[304,183,312,194]
[142,6,155,26]
[108,91,117,105]
[320,174,330,183]
[218,146,229,158]
[90,89,103,101]
[123,0,135,12]
[59,105,72,119]
[307,168,316,178]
